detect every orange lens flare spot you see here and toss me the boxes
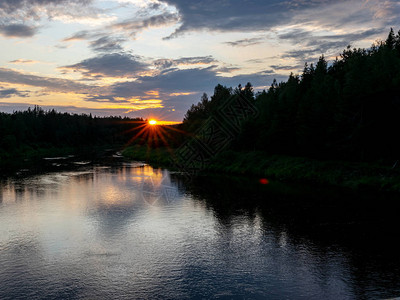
[149,119,157,125]
[259,178,269,185]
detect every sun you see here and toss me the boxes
[122,117,186,149]
[148,119,157,125]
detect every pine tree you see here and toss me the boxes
[386,28,396,50]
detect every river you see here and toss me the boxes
[1,159,400,299]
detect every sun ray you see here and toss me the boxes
[119,117,192,162]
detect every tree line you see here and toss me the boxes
[1,28,400,164]
[182,28,400,162]
[0,106,146,160]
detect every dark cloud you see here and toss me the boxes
[0,0,95,38]
[0,0,93,20]
[61,10,179,49]
[0,87,29,98]
[279,28,385,63]
[111,67,219,98]
[0,0,92,14]
[89,36,126,53]
[260,69,275,74]
[100,66,284,119]
[246,58,265,64]
[278,29,313,42]
[160,0,400,40]
[0,64,286,121]
[281,48,322,61]
[175,56,216,65]
[271,64,301,71]
[62,30,93,42]
[279,28,383,46]
[0,24,37,37]
[0,67,95,94]
[111,12,179,38]
[153,56,217,69]
[212,66,241,73]
[61,53,149,78]
[288,0,400,34]
[62,31,126,53]
[225,37,264,47]
[85,95,130,104]
[109,66,284,100]
[162,0,294,38]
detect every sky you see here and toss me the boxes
[0,0,399,122]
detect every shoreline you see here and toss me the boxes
[3,144,400,193]
[0,145,121,177]
[122,145,400,193]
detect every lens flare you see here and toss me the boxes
[149,119,157,125]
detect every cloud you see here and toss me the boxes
[60,5,179,49]
[62,30,93,42]
[279,28,383,46]
[0,63,286,121]
[0,24,37,37]
[62,30,126,52]
[270,64,302,71]
[278,28,385,63]
[290,0,400,29]
[0,0,99,38]
[111,67,218,97]
[225,37,264,47]
[246,58,265,64]
[110,12,180,38]
[84,95,131,104]
[0,0,93,19]
[59,64,285,117]
[160,0,400,41]
[9,59,39,64]
[61,53,149,78]
[0,67,95,94]
[89,36,126,53]
[212,66,241,73]
[0,87,29,98]
[162,0,292,39]
[107,66,285,101]
[280,49,322,62]
[0,0,92,13]
[153,56,217,69]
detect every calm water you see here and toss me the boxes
[1,160,400,299]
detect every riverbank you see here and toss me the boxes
[0,145,120,176]
[122,145,400,193]
[121,145,172,167]
[206,150,400,192]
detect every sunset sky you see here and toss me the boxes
[0,0,399,122]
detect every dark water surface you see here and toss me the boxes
[1,160,400,299]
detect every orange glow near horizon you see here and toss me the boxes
[155,121,182,125]
[122,118,187,153]
[147,120,181,126]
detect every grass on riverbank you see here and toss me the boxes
[205,150,400,192]
[0,146,75,170]
[121,145,172,167]
[122,145,400,193]
[0,144,119,174]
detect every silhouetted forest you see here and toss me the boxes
[182,28,400,162]
[0,106,148,161]
[2,29,400,167]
